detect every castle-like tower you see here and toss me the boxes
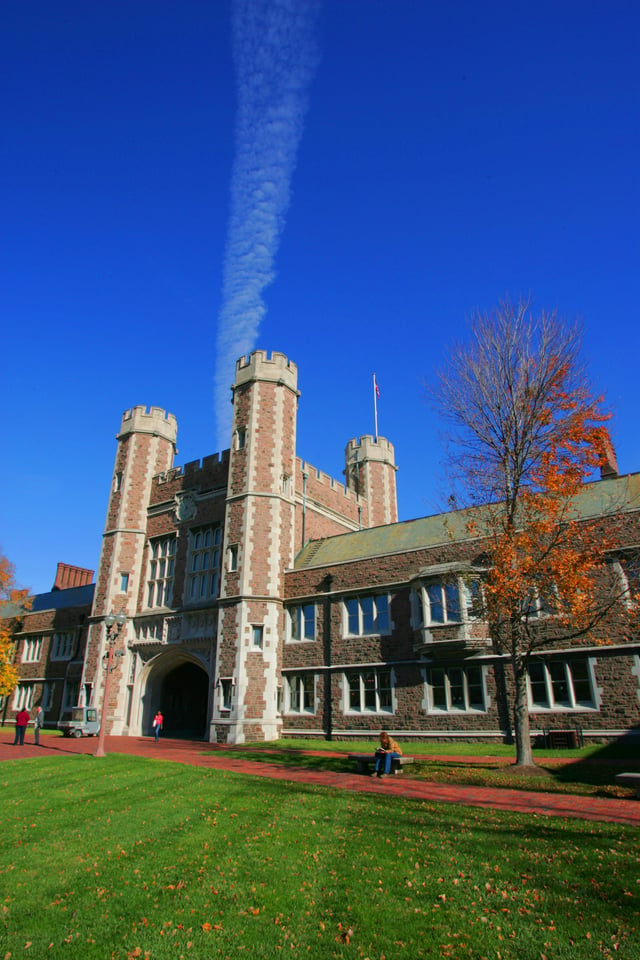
[345,435,398,527]
[212,351,299,743]
[79,351,399,744]
[83,406,177,733]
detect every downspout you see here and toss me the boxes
[301,470,308,548]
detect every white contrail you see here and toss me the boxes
[214,0,321,450]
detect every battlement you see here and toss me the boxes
[234,350,298,392]
[155,449,231,485]
[118,405,178,444]
[346,435,396,467]
[183,451,231,476]
[297,458,359,502]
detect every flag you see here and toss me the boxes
[374,375,380,398]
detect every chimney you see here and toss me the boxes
[53,563,94,591]
[600,431,619,479]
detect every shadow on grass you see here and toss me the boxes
[208,740,640,799]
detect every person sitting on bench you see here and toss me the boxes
[374,730,402,778]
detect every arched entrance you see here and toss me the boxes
[160,663,209,740]
[138,653,211,740]
[160,662,209,739]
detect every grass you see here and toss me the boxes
[1,754,639,959]
[207,738,640,800]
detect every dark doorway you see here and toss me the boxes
[160,662,209,739]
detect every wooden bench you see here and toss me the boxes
[615,772,640,799]
[348,753,414,776]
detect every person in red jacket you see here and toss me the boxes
[13,707,29,746]
[152,710,163,742]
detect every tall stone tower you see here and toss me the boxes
[345,435,398,527]
[212,351,299,744]
[83,406,177,733]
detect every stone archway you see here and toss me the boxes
[139,654,211,740]
[160,662,209,739]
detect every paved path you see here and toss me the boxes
[2,733,639,827]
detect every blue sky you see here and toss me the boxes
[2,0,639,595]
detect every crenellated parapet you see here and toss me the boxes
[346,435,397,468]
[233,350,299,394]
[118,405,178,446]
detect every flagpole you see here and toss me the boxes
[373,373,379,441]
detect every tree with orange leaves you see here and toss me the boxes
[435,299,631,766]
[0,552,31,697]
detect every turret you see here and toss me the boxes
[345,435,398,527]
[213,351,299,743]
[82,406,177,734]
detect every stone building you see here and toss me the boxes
[4,349,640,744]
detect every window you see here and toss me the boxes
[252,625,264,650]
[120,573,130,592]
[41,682,54,711]
[187,527,222,602]
[62,681,79,711]
[287,604,315,642]
[523,586,556,619]
[147,536,176,607]
[228,544,239,572]
[13,683,34,711]
[22,636,43,663]
[527,660,594,710]
[286,674,315,714]
[236,427,246,450]
[51,632,74,661]
[345,669,393,714]
[114,471,123,492]
[610,553,640,607]
[414,575,482,629]
[345,595,389,636]
[218,678,234,712]
[427,666,486,712]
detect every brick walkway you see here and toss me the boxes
[2,733,639,827]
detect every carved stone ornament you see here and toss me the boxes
[176,493,197,522]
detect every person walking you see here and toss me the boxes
[152,710,163,742]
[373,730,402,778]
[33,705,44,745]
[13,707,30,746]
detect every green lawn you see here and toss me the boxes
[1,755,639,959]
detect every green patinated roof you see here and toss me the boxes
[293,472,640,570]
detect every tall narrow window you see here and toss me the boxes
[22,637,43,663]
[252,625,264,650]
[13,683,34,711]
[41,682,54,711]
[219,678,234,711]
[51,632,74,661]
[147,536,176,608]
[286,674,315,713]
[187,527,222,602]
[287,604,315,642]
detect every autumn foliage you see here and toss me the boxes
[0,552,30,696]
[435,300,635,765]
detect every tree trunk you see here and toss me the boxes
[512,657,534,766]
